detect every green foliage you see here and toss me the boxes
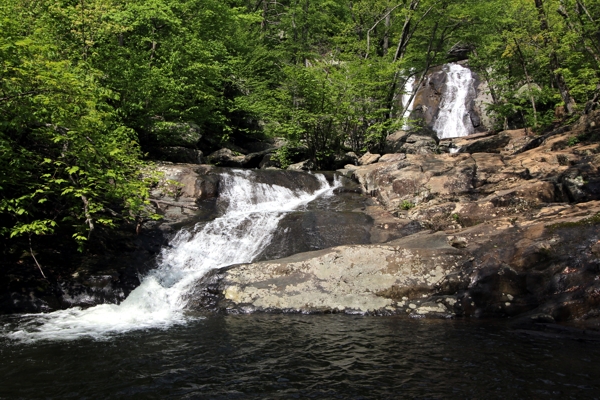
[272,145,300,170]
[400,200,415,211]
[2,0,600,272]
[567,136,580,146]
[0,0,159,256]
[464,0,599,129]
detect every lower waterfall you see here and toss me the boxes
[433,63,476,139]
[5,170,338,342]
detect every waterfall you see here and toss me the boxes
[432,63,476,139]
[401,76,415,131]
[5,170,338,342]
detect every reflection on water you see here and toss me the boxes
[1,315,599,399]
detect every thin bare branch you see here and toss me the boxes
[365,4,402,59]
[29,236,47,279]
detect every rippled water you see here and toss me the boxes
[1,315,599,399]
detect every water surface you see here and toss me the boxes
[1,315,598,399]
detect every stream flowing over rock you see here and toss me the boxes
[409,62,492,139]
[3,110,600,337]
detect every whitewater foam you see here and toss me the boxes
[433,63,476,139]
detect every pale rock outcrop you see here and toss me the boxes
[192,231,470,317]
[287,160,315,171]
[192,202,600,324]
[358,152,381,166]
[206,148,246,167]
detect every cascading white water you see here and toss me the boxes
[5,170,338,342]
[432,63,476,139]
[401,76,415,131]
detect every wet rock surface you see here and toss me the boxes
[0,165,417,313]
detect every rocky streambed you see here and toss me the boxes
[3,111,600,334]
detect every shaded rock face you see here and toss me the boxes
[410,66,446,129]
[257,183,420,262]
[206,148,246,168]
[331,152,358,170]
[206,148,279,169]
[0,221,171,314]
[384,131,410,153]
[457,132,511,154]
[152,147,203,164]
[447,42,475,62]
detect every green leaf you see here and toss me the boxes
[66,166,80,175]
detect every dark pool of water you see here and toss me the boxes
[1,315,599,399]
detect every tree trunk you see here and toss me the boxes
[365,4,401,59]
[393,0,420,63]
[383,11,391,55]
[514,39,539,127]
[534,0,576,114]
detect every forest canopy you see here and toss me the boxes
[1,0,599,258]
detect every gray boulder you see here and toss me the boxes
[242,149,276,169]
[332,152,359,169]
[384,130,410,153]
[206,148,245,167]
[458,132,511,154]
[358,152,381,165]
[191,232,469,316]
[402,134,438,154]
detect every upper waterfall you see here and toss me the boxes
[432,63,476,139]
[401,76,415,131]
